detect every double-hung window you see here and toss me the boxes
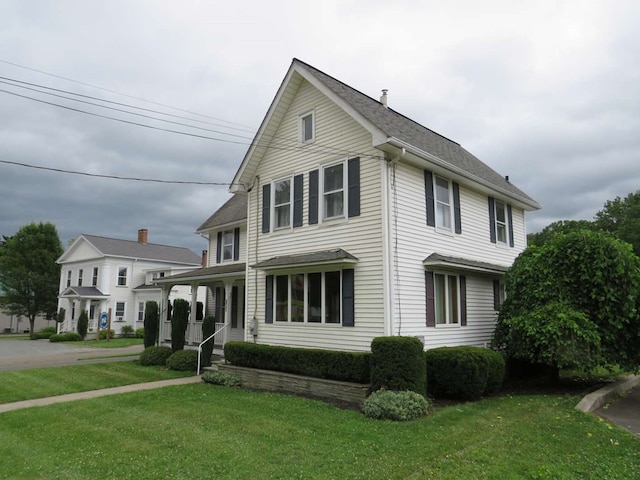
[78,269,83,287]
[273,179,292,229]
[488,197,514,247]
[426,271,466,327]
[117,267,127,286]
[323,163,345,219]
[266,269,354,326]
[138,302,144,322]
[222,231,234,261]
[494,199,508,244]
[92,267,99,286]
[115,302,125,320]
[66,270,71,288]
[424,170,461,233]
[435,175,452,230]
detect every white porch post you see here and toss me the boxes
[189,282,198,344]
[161,286,171,345]
[223,281,233,346]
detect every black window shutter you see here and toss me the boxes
[459,275,467,326]
[425,271,435,327]
[507,204,514,247]
[424,170,435,227]
[342,269,355,327]
[488,197,496,243]
[309,169,318,225]
[231,286,238,328]
[262,184,271,233]
[293,174,303,227]
[233,228,240,261]
[493,279,501,311]
[216,232,222,263]
[347,157,360,218]
[215,287,223,323]
[453,181,462,234]
[265,275,274,324]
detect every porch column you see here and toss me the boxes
[160,285,171,345]
[189,282,199,344]
[223,280,234,346]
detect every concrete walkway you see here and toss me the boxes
[0,376,202,413]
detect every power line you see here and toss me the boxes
[0,58,255,130]
[0,159,233,185]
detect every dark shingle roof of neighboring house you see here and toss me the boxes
[81,234,201,265]
[296,59,540,210]
[253,249,358,269]
[197,194,247,232]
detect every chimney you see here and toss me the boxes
[380,89,388,108]
[137,228,148,244]
[201,250,208,268]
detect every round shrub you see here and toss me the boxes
[120,325,135,338]
[166,349,199,371]
[99,329,115,340]
[49,332,82,342]
[425,346,505,400]
[139,346,173,366]
[362,390,431,421]
[370,336,426,396]
[201,370,241,387]
[135,328,145,339]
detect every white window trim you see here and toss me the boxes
[78,269,83,287]
[320,160,347,222]
[117,266,128,287]
[222,230,235,261]
[137,302,145,322]
[66,270,72,288]
[299,110,315,143]
[271,177,293,231]
[494,199,509,245]
[272,270,342,325]
[434,175,454,232]
[115,302,126,320]
[434,272,461,327]
[92,267,99,287]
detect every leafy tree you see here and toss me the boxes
[594,190,640,256]
[493,230,640,375]
[0,222,63,333]
[170,299,190,352]
[77,310,89,340]
[56,307,66,324]
[143,301,159,348]
[527,219,594,247]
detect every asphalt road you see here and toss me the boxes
[594,386,640,435]
[0,338,144,371]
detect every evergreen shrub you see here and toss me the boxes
[143,301,159,348]
[139,346,173,366]
[224,341,371,383]
[170,299,190,352]
[77,311,89,340]
[200,315,216,368]
[120,325,134,338]
[362,390,431,421]
[166,349,198,371]
[370,336,426,396]
[30,327,57,340]
[425,346,505,400]
[49,332,82,342]
[135,328,145,339]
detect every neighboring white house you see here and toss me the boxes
[159,58,541,353]
[56,229,205,336]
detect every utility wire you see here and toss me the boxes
[0,159,233,185]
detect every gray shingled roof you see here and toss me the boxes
[253,249,358,269]
[297,59,540,209]
[197,194,247,232]
[82,234,201,265]
[423,253,509,273]
[59,286,107,297]
[154,263,246,283]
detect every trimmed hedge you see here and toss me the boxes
[370,336,426,396]
[362,390,431,421]
[425,346,505,400]
[139,346,173,366]
[49,332,82,342]
[224,341,371,384]
[166,349,198,371]
[30,327,57,340]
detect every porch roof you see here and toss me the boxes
[252,249,358,270]
[59,286,108,299]
[423,253,509,274]
[153,263,246,285]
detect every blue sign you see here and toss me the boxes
[99,312,108,329]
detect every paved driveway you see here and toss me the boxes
[0,339,143,371]
[594,386,640,435]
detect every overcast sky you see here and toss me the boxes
[1,0,638,254]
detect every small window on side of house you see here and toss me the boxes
[300,112,314,143]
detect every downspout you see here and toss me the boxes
[386,148,405,337]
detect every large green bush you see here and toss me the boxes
[135,328,145,339]
[370,336,426,397]
[139,346,173,366]
[49,332,82,342]
[166,349,198,371]
[30,326,57,340]
[171,299,190,352]
[143,301,159,348]
[425,346,505,400]
[200,315,216,368]
[77,310,89,340]
[120,325,134,338]
[224,341,371,384]
[362,390,431,421]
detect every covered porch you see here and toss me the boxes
[154,263,246,350]
[58,286,109,334]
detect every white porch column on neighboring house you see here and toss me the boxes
[160,286,171,343]
[223,281,234,346]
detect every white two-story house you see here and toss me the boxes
[57,229,204,336]
[161,58,541,353]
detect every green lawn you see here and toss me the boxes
[0,362,193,403]
[0,384,638,479]
[66,338,144,348]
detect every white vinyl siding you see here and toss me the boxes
[247,79,385,351]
